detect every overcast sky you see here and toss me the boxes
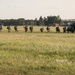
[0,0,75,19]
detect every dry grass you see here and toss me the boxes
[0,26,75,75]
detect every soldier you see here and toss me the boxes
[24,26,28,32]
[56,26,60,33]
[46,26,50,32]
[40,27,44,32]
[63,26,66,33]
[55,24,60,33]
[7,25,11,32]
[0,25,2,32]
[29,26,33,32]
[14,26,18,32]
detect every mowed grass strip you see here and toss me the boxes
[0,27,75,75]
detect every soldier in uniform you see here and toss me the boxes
[55,24,60,33]
[29,26,33,32]
[0,25,2,32]
[14,25,18,32]
[46,26,50,32]
[7,25,11,32]
[24,26,28,32]
[40,27,44,32]
[63,26,66,33]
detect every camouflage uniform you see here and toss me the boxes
[46,26,50,32]
[0,25,2,31]
[24,26,28,32]
[40,27,44,32]
[56,27,60,33]
[14,26,18,32]
[63,26,66,33]
[29,26,33,32]
[7,26,11,32]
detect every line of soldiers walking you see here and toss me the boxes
[6,25,34,33]
[7,25,18,32]
[0,23,75,33]
[24,26,33,33]
[0,25,51,33]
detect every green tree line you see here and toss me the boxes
[0,15,62,26]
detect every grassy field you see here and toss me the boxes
[0,26,75,75]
